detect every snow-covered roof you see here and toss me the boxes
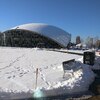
[12,23,71,47]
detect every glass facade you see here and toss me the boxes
[1,29,62,48]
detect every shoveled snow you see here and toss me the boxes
[0,47,97,99]
[36,62,95,97]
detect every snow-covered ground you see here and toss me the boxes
[0,47,99,99]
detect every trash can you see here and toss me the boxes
[83,51,95,65]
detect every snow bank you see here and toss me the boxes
[34,61,95,98]
[78,56,100,70]
[91,57,100,70]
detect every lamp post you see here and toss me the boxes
[3,33,6,46]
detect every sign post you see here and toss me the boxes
[35,68,38,89]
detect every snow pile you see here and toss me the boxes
[34,61,95,98]
[91,57,100,70]
[78,56,100,70]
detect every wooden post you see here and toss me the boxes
[35,68,38,89]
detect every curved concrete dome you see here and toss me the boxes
[12,23,71,47]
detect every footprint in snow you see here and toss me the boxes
[19,72,24,77]
[16,67,20,69]
[19,75,23,77]
[19,72,23,75]
[41,77,46,81]
[7,76,11,79]
[23,72,27,74]
[44,66,48,69]
[13,75,15,78]
[50,64,53,67]
[17,69,20,71]
[5,72,10,74]
[39,68,42,71]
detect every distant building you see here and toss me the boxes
[0,23,71,48]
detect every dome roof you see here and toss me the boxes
[12,23,71,47]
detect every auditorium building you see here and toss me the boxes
[0,23,71,48]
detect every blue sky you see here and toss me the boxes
[0,0,100,42]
